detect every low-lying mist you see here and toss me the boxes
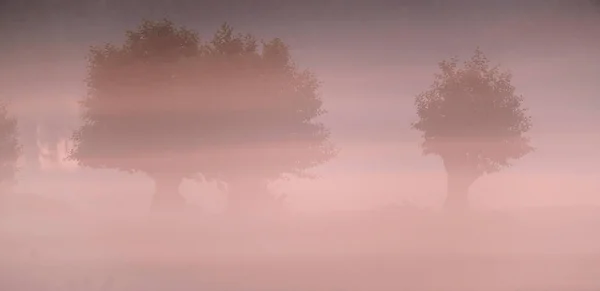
[2,191,600,291]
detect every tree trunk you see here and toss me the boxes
[149,174,185,213]
[444,170,471,212]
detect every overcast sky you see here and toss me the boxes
[1,0,599,214]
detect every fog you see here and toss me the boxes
[2,0,600,290]
[2,199,600,290]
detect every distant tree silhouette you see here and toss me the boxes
[0,101,21,193]
[412,48,533,212]
[69,20,335,213]
[69,19,201,213]
[193,24,336,214]
[593,0,600,12]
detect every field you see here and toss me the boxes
[2,205,600,291]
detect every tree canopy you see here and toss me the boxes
[195,25,336,183]
[70,19,202,177]
[0,101,21,189]
[412,48,533,210]
[69,19,335,211]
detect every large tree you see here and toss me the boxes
[69,19,201,213]
[0,101,21,193]
[69,20,335,213]
[177,24,336,214]
[593,0,600,13]
[412,48,533,212]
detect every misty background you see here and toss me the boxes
[0,0,599,216]
[3,1,600,290]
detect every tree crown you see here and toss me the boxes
[70,19,336,181]
[0,100,21,186]
[412,48,533,175]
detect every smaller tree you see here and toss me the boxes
[593,0,600,13]
[412,48,533,212]
[0,100,21,193]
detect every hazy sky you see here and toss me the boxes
[1,0,600,214]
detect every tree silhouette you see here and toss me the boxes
[412,48,533,212]
[69,20,335,213]
[69,19,201,213]
[592,0,600,11]
[189,24,336,214]
[0,101,21,193]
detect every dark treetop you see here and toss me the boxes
[69,20,336,183]
[412,48,533,179]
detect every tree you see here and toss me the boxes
[593,0,600,12]
[412,48,533,212]
[0,100,21,193]
[69,19,203,213]
[187,24,336,214]
[69,20,335,214]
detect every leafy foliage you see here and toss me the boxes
[69,20,335,183]
[70,19,202,176]
[0,101,21,187]
[593,0,600,12]
[412,48,532,178]
[195,25,336,182]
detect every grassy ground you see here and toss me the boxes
[2,206,600,290]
